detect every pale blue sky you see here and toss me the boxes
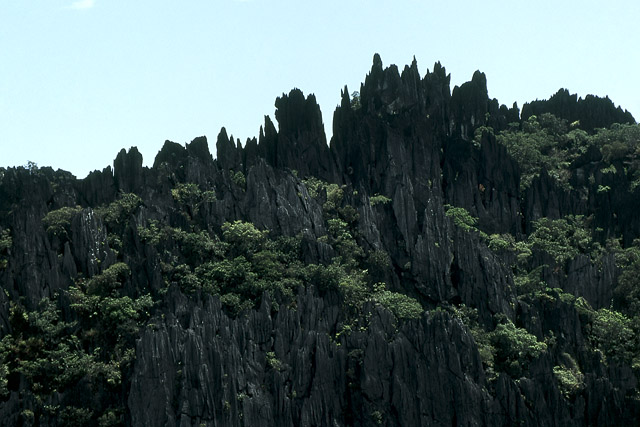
[2,0,638,178]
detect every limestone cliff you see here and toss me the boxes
[0,55,638,426]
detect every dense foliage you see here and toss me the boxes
[442,116,640,405]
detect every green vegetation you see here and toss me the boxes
[614,241,640,315]
[497,114,584,190]
[527,215,591,265]
[42,206,82,240]
[449,306,548,380]
[170,183,215,218]
[323,183,345,214]
[301,176,325,198]
[554,355,585,398]
[369,194,391,207]
[302,177,358,222]
[138,218,304,313]
[0,228,11,270]
[490,215,594,294]
[68,266,153,354]
[448,305,496,377]
[487,233,516,254]
[477,205,640,385]
[265,351,283,371]
[371,409,383,425]
[96,193,142,228]
[26,160,39,174]
[0,360,8,397]
[490,317,546,378]
[496,113,640,193]
[444,204,479,233]
[589,308,637,365]
[301,177,422,323]
[486,207,640,378]
[444,204,488,240]
[2,105,639,423]
[350,91,361,110]
[3,190,155,423]
[593,123,640,164]
[372,283,422,320]
[222,220,267,255]
[231,170,247,190]
[138,184,422,326]
[87,192,145,255]
[0,263,151,424]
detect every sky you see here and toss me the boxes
[2,0,639,178]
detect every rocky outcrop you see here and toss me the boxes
[251,90,337,182]
[128,287,491,427]
[0,54,638,426]
[450,70,489,140]
[115,147,144,193]
[522,88,635,133]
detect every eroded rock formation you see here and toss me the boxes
[0,54,638,426]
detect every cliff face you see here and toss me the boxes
[0,55,639,426]
[521,88,635,133]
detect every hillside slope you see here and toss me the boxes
[0,55,639,426]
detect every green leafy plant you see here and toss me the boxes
[487,233,516,253]
[301,176,325,198]
[365,250,391,283]
[265,351,282,371]
[614,242,640,315]
[444,204,481,234]
[338,268,369,311]
[231,170,246,190]
[490,318,547,377]
[325,218,363,261]
[220,293,252,316]
[350,91,361,110]
[0,357,8,397]
[68,263,153,355]
[171,183,215,218]
[42,206,82,240]
[6,300,138,421]
[85,262,131,296]
[553,355,584,398]
[370,409,383,425]
[170,227,227,264]
[371,283,422,320]
[590,308,636,365]
[222,220,267,256]
[513,265,547,295]
[323,183,344,214]
[97,192,142,228]
[137,220,162,245]
[369,194,391,207]
[600,164,617,175]
[496,114,577,190]
[449,305,496,378]
[0,228,11,269]
[528,215,591,265]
